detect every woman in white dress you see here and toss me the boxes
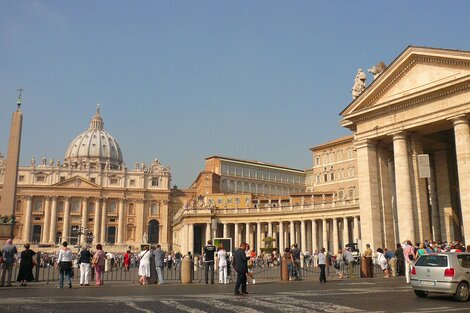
[376,248,390,278]
[138,246,151,285]
[217,244,228,284]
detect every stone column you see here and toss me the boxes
[411,137,432,242]
[256,222,261,254]
[322,219,328,251]
[245,223,250,244]
[332,218,339,253]
[62,197,71,241]
[311,220,317,252]
[93,198,101,244]
[279,222,284,253]
[42,197,51,243]
[188,223,194,253]
[429,157,441,242]
[117,199,125,244]
[356,139,382,251]
[206,223,211,243]
[23,196,32,242]
[223,223,228,238]
[378,147,395,249]
[100,199,107,243]
[300,220,306,252]
[268,222,273,238]
[49,197,57,244]
[343,217,349,248]
[353,216,360,242]
[80,197,88,244]
[234,223,239,250]
[392,132,415,243]
[289,221,295,247]
[453,116,470,243]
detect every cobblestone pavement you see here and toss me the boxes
[1,277,470,312]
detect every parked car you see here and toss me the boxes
[410,252,470,302]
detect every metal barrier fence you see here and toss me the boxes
[6,254,385,285]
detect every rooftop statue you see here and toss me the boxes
[368,61,387,79]
[352,68,367,99]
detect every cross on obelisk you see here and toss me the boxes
[17,87,23,110]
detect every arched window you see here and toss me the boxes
[109,200,117,213]
[16,200,22,212]
[229,180,235,192]
[88,202,95,214]
[221,179,228,191]
[128,203,135,215]
[243,182,249,192]
[236,181,242,193]
[148,220,160,244]
[34,198,43,211]
[250,183,256,193]
[58,201,64,213]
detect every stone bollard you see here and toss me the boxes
[300,254,304,269]
[281,258,289,281]
[181,256,192,284]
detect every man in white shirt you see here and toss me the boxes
[318,248,327,283]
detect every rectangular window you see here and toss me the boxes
[152,178,159,186]
[90,177,96,183]
[60,176,66,182]
[227,198,233,204]
[330,172,334,181]
[18,175,25,182]
[235,197,240,204]
[110,178,118,185]
[36,176,45,182]
[130,179,136,186]
[338,190,344,199]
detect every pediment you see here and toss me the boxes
[341,46,470,118]
[52,176,100,189]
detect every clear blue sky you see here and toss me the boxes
[1,1,469,188]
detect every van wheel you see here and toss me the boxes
[454,282,469,302]
[414,290,428,298]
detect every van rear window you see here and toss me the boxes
[415,255,448,267]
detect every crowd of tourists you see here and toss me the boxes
[0,238,468,289]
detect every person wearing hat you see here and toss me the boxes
[78,245,92,286]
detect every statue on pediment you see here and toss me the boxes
[352,68,367,99]
[31,157,36,166]
[368,61,386,79]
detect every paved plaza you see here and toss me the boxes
[1,277,469,313]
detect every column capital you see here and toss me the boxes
[449,114,470,126]
[354,138,377,150]
[390,131,409,141]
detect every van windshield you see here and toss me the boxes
[414,255,448,267]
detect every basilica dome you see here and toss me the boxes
[64,107,123,170]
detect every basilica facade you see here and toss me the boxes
[0,108,172,250]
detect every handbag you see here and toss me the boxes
[408,254,414,261]
[92,254,99,265]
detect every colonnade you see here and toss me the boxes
[356,115,470,249]
[21,196,128,245]
[181,215,361,254]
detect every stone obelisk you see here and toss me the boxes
[0,89,23,240]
